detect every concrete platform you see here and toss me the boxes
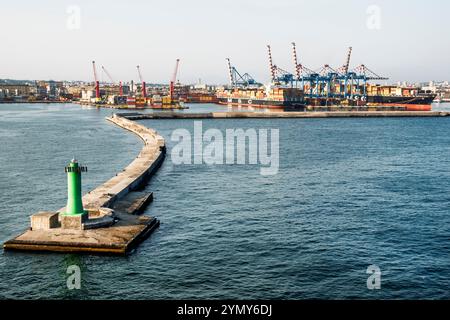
[113,192,154,215]
[3,215,160,255]
[3,114,165,255]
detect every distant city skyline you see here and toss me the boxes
[1,0,449,84]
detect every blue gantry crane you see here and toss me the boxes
[334,47,388,98]
[226,58,260,88]
[289,43,388,100]
[267,44,295,85]
[225,43,388,102]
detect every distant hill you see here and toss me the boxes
[0,79,36,85]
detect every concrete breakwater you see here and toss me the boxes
[122,111,450,120]
[81,113,166,209]
[4,113,166,255]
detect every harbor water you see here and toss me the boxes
[1,103,450,299]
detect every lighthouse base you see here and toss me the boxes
[60,213,88,230]
[3,191,158,255]
[31,211,60,231]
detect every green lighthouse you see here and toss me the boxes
[63,159,87,216]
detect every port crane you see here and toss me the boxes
[267,45,276,83]
[289,44,388,99]
[314,64,342,98]
[333,47,389,98]
[136,65,146,98]
[169,59,180,101]
[291,42,301,80]
[349,64,389,97]
[291,45,345,98]
[335,47,357,98]
[272,65,295,85]
[101,66,123,96]
[92,61,100,99]
[291,42,322,97]
[353,64,388,81]
[226,58,259,88]
[267,45,294,85]
[336,47,353,75]
[224,43,389,101]
[291,42,316,79]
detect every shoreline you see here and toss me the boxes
[0,100,68,104]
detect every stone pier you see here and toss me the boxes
[3,114,166,255]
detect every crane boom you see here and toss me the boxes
[267,45,276,82]
[170,59,180,100]
[102,65,123,96]
[92,61,98,82]
[92,60,100,99]
[136,65,143,82]
[172,59,180,84]
[226,58,234,87]
[291,42,301,79]
[344,47,353,74]
[101,66,114,83]
[136,65,146,98]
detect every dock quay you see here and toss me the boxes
[3,114,166,255]
[121,111,450,120]
[75,101,188,110]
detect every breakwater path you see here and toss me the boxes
[4,113,166,254]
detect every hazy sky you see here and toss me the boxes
[1,0,449,84]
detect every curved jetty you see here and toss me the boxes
[82,114,165,209]
[4,114,166,255]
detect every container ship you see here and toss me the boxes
[217,85,435,111]
[304,94,436,111]
[365,95,435,111]
[364,84,436,111]
[216,86,306,110]
[219,44,436,112]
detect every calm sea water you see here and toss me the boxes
[1,103,450,299]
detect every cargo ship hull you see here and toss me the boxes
[218,97,305,110]
[366,95,435,111]
[303,95,435,111]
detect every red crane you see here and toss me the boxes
[170,59,180,100]
[92,61,100,99]
[136,65,146,98]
